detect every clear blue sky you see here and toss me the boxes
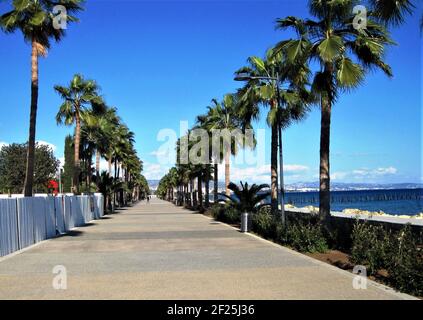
[0,0,421,184]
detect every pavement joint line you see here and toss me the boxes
[197,210,417,300]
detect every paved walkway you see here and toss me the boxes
[0,198,413,299]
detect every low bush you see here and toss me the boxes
[286,223,328,253]
[251,207,278,240]
[210,204,240,224]
[350,221,423,296]
[385,225,423,296]
[350,220,391,275]
[252,207,327,253]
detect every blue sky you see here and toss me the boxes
[0,0,421,184]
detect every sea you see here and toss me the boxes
[283,188,423,216]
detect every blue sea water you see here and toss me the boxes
[283,188,423,216]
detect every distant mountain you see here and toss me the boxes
[147,180,160,190]
[147,179,422,192]
[285,182,423,192]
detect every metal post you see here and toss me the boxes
[275,75,285,223]
[278,124,286,225]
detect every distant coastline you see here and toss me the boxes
[147,180,423,193]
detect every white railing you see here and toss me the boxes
[0,194,104,257]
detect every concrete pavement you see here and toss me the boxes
[0,198,414,299]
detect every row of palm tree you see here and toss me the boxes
[158,0,415,224]
[0,1,147,204]
[1,0,85,197]
[54,73,147,208]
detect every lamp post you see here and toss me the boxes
[234,73,286,223]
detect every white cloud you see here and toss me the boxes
[0,141,57,152]
[58,157,65,169]
[331,171,348,180]
[284,164,309,172]
[353,167,398,177]
[0,142,8,150]
[143,162,171,180]
[218,163,310,184]
[36,140,57,152]
[149,150,169,157]
[332,167,398,182]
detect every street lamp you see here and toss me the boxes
[234,73,286,223]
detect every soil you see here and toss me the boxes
[307,250,402,295]
[307,250,354,271]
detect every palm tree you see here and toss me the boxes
[196,114,219,204]
[0,0,83,196]
[109,124,136,206]
[80,105,110,190]
[275,0,398,221]
[97,170,114,213]
[235,49,309,216]
[194,116,216,208]
[222,181,270,214]
[368,0,415,26]
[199,95,248,197]
[88,102,114,178]
[55,74,101,194]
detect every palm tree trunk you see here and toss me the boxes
[214,162,218,204]
[108,157,112,175]
[279,124,286,225]
[270,114,278,215]
[114,160,117,207]
[319,96,331,222]
[205,165,210,208]
[74,109,81,195]
[87,151,92,193]
[198,175,203,211]
[96,151,101,177]
[23,39,39,197]
[191,179,195,207]
[225,149,230,196]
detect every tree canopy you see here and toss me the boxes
[0,143,60,194]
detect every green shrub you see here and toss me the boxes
[286,223,328,253]
[251,207,278,239]
[385,225,423,296]
[210,204,223,219]
[223,206,241,224]
[350,221,423,296]
[350,220,390,275]
[210,204,240,224]
[274,222,288,245]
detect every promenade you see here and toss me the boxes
[0,198,413,299]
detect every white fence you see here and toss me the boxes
[0,194,104,257]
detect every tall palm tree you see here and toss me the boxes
[196,114,220,204]
[55,74,101,194]
[235,49,309,215]
[80,104,114,190]
[0,0,84,196]
[199,95,248,196]
[275,0,398,221]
